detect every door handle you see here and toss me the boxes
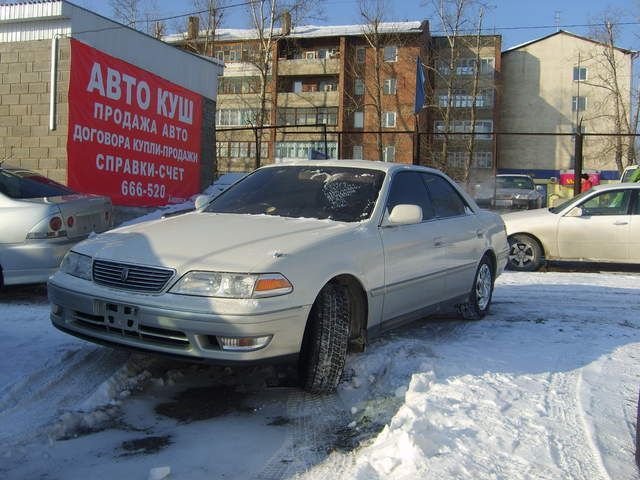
[476,229,484,238]
[433,236,445,247]
[613,221,628,225]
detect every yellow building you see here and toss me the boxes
[499,30,634,180]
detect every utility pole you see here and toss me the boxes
[573,118,584,197]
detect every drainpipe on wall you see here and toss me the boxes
[49,34,59,131]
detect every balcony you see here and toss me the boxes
[278,58,340,76]
[277,91,339,108]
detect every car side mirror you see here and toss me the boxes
[566,206,583,217]
[194,194,210,210]
[388,204,423,226]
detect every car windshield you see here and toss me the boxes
[496,176,534,190]
[0,169,75,199]
[548,190,591,214]
[204,165,386,222]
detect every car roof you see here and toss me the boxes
[591,182,640,191]
[263,159,445,175]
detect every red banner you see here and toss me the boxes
[67,39,202,206]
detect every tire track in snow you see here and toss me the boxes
[546,369,609,480]
[254,388,354,479]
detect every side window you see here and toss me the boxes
[386,171,436,221]
[422,173,469,218]
[579,190,632,216]
[633,191,640,215]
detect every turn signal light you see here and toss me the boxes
[67,216,75,228]
[255,277,291,292]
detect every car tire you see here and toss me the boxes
[459,255,494,320]
[299,283,350,394]
[507,234,544,271]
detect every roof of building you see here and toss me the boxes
[165,21,426,43]
[503,29,635,55]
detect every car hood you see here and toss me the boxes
[73,212,358,273]
[501,207,556,235]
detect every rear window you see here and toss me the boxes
[0,169,75,199]
[497,176,535,190]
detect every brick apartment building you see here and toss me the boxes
[169,20,432,170]
[168,19,503,180]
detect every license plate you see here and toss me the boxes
[100,302,139,332]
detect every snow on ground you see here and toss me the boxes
[0,270,638,480]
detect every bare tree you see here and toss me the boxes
[182,0,226,55]
[110,0,161,35]
[424,0,494,183]
[584,13,637,173]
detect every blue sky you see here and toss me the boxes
[74,0,637,50]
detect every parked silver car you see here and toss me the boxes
[475,174,543,210]
[49,160,508,393]
[0,168,113,286]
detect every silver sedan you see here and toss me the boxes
[503,182,640,271]
[0,168,113,286]
[49,160,508,393]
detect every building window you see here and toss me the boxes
[277,107,338,126]
[356,47,366,63]
[434,120,493,139]
[573,66,588,81]
[444,151,493,169]
[354,78,364,95]
[383,78,397,95]
[275,141,338,160]
[436,60,450,75]
[383,145,395,162]
[456,58,475,75]
[572,96,587,112]
[480,58,494,74]
[383,111,396,128]
[354,111,364,128]
[383,46,397,62]
[216,108,262,126]
[474,151,492,168]
[352,145,363,159]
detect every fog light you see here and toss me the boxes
[52,304,63,315]
[217,335,272,352]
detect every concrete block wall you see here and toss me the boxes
[0,38,70,183]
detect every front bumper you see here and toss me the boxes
[48,277,311,363]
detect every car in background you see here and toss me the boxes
[502,183,640,271]
[49,160,508,393]
[475,174,544,210]
[0,167,113,287]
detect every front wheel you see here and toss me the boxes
[298,283,350,394]
[507,234,543,271]
[459,256,494,320]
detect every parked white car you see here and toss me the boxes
[503,182,640,271]
[0,167,112,287]
[49,160,508,393]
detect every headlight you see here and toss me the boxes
[170,271,293,298]
[60,251,92,280]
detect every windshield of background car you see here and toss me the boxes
[621,167,638,182]
[497,176,534,190]
[0,169,75,199]
[548,190,592,213]
[204,166,386,222]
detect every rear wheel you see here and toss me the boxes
[508,234,543,271]
[459,255,494,320]
[298,283,350,394]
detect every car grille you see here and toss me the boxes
[93,260,174,292]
